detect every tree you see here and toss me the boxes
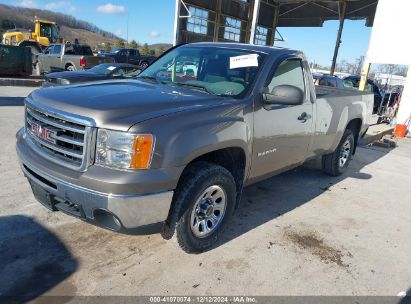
[115,39,125,49]
[140,43,150,55]
[395,66,408,77]
[149,49,155,55]
[355,56,365,75]
[101,43,112,52]
[155,47,165,56]
[129,40,139,49]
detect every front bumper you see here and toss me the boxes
[16,128,174,230]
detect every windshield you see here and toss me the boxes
[40,23,58,43]
[89,64,118,75]
[137,46,267,97]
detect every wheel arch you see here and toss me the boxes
[179,147,247,200]
[345,118,362,154]
[162,147,247,240]
[65,62,75,70]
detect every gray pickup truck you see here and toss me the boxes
[16,43,373,253]
[36,43,113,74]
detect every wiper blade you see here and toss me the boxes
[171,82,212,94]
[136,75,158,82]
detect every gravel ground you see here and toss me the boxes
[0,86,410,300]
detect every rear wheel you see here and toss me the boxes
[168,162,236,253]
[66,65,75,71]
[322,129,355,176]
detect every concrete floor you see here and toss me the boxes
[1,86,410,299]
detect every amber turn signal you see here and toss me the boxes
[130,135,154,169]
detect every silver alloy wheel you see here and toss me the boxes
[190,185,227,238]
[339,139,351,167]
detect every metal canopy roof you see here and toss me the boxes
[261,0,378,27]
[174,0,379,73]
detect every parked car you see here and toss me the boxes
[42,63,142,87]
[36,43,114,75]
[313,74,353,89]
[101,48,157,69]
[16,43,373,253]
[343,75,383,114]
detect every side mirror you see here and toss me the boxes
[263,85,304,105]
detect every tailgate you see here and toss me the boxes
[84,56,114,69]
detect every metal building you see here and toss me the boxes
[173,0,378,73]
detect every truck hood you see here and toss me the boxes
[29,79,223,131]
[46,71,101,79]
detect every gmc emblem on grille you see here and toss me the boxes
[31,122,56,144]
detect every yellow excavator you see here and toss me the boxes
[2,17,62,63]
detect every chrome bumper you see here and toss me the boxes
[16,129,173,229]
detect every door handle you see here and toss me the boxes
[297,112,311,122]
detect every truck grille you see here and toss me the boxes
[25,103,94,171]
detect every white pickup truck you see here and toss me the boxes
[36,43,113,74]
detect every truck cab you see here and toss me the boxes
[102,48,141,66]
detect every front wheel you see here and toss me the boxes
[171,162,236,253]
[322,129,355,176]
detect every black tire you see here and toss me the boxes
[140,61,149,70]
[66,65,75,71]
[322,129,355,176]
[165,162,236,253]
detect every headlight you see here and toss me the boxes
[96,129,154,170]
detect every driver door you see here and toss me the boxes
[49,44,62,72]
[40,45,54,73]
[250,58,314,180]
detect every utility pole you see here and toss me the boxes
[126,13,129,48]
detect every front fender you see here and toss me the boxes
[164,117,250,167]
[129,102,252,171]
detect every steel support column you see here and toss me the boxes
[213,0,222,41]
[249,0,261,44]
[173,0,182,46]
[269,5,279,46]
[330,1,347,75]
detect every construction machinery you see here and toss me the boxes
[2,17,62,64]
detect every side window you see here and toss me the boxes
[64,46,75,55]
[327,78,337,87]
[53,45,62,55]
[318,78,327,86]
[267,59,305,95]
[44,45,54,54]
